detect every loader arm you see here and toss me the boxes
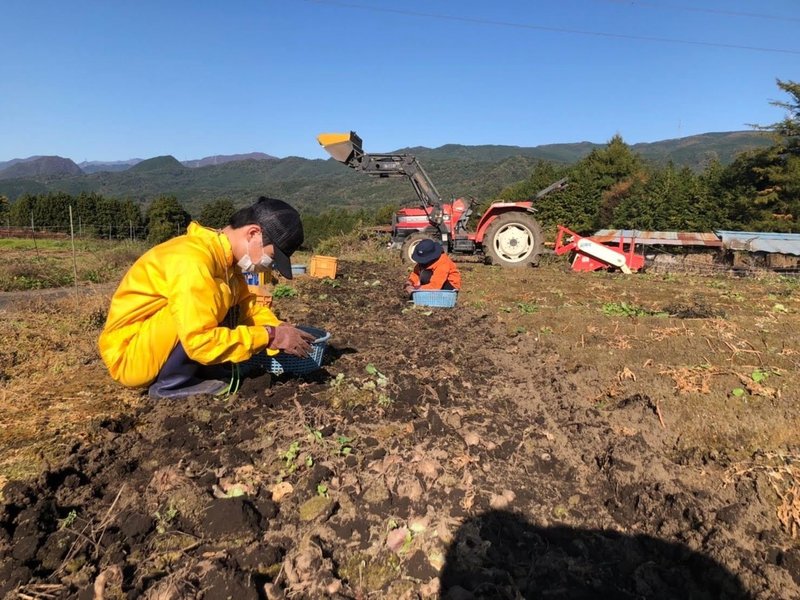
[317,132,446,231]
[533,177,569,200]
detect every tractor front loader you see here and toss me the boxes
[317,131,568,268]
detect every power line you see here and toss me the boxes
[304,0,800,55]
[596,0,800,24]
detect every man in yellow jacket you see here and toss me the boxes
[98,197,314,399]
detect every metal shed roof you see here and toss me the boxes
[592,229,722,247]
[715,230,800,256]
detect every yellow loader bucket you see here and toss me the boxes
[317,131,363,164]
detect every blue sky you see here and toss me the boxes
[1,0,798,163]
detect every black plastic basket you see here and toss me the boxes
[245,325,330,375]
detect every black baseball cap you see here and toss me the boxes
[253,197,304,279]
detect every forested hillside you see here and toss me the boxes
[494,81,799,236]
[0,81,796,247]
[0,132,771,215]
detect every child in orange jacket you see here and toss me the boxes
[404,239,461,294]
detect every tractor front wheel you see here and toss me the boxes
[400,232,440,265]
[483,212,543,267]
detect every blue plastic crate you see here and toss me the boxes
[244,325,330,375]
[292,264,307,276]
[243,272,260,285]
[412,290,458,308]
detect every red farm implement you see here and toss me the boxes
[554,225,644,274]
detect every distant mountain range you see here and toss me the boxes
[78,159,144,174]
[0,156,83,180]
[0,152,278,178]
[180,152,276,169]
[0,131,773,214]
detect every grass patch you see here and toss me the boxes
[0,293,142,488]
[0,238,146,291]
[602,301,667,318]
[273,283,298,299]
[314,227,392,262]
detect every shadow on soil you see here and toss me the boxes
[440,510,752,600]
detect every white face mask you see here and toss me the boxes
[237,234,275,273]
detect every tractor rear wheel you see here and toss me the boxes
[483,212,543,267]
[400,232,440,265]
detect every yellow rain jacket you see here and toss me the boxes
[98,222,281,388]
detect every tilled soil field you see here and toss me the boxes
[1,258,799,599]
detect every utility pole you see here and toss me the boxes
[30,213,39,259]
[69,206,78,293]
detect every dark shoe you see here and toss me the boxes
[148,378,229,400]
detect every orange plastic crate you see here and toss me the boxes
[309,255,338,279]
[245,271,273,307]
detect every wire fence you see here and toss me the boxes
[0,223,167,241]
[0,212,157,293]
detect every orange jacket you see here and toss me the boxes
[407,253,461,290]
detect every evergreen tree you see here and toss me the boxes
[720,79,800,231]
[8,194,35,228]
[697,159,735,230]
[581,135,644,230]
[299,204,400,250]
[198,199,236,229]
[757,79,800,228]
[120,199,145,240]
[146,196,191,245]
[610,163,723,232]
[8,192,70,231]
[496,161,566,203]
[372,203,400,228]
[767,79,800,157]
[679,166,718,231]
[74,192,99,236]
[0,195,8,226]
[598,171,648,229]
[493,161,571,234]
[95,195,122,239]
[513,136,644,234]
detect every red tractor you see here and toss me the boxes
[317,131,568,267]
